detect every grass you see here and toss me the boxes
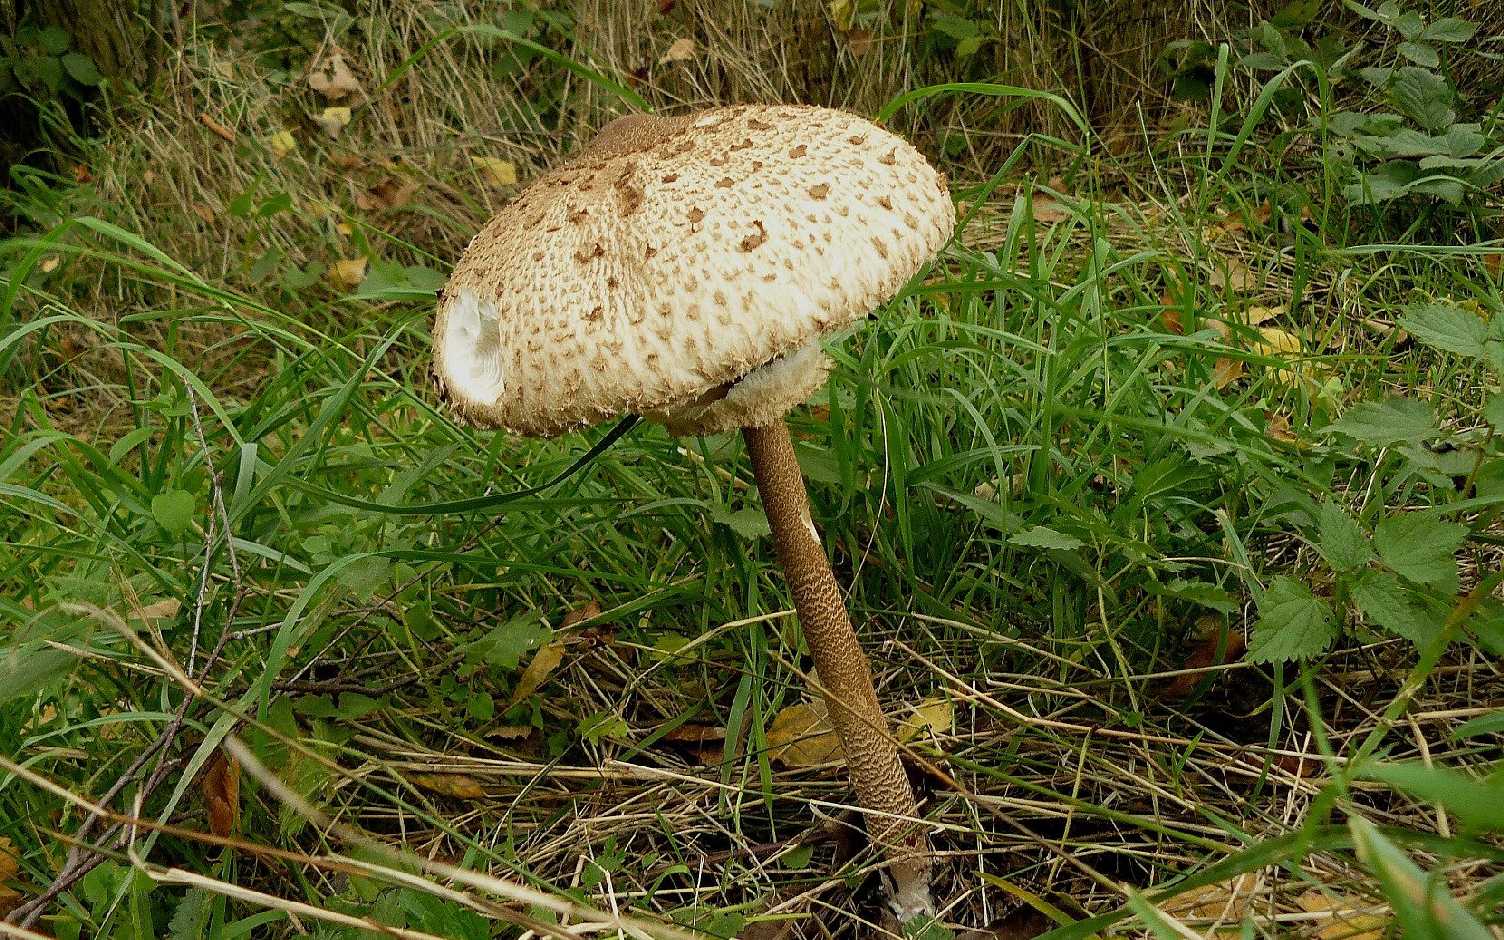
[2,2,1503,939]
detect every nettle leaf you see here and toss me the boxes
[1399,302,1488,358]
[712,506,771,540]
[1248,576,1338,662]
[1326,398,1438,445]
[469,613,551,671]
[1484,394,1504,430]
[1373,513,1466,589]
[1009,525,1084,551]
[1397,42,1438,68]
[150,489,196,536]
[1422,17,1479,43]
[1352,570,1442,646]
[1389,67,1455,132]
[1344,161,1421,204]
[1316,502,1373,571]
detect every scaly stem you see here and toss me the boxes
[742,421,933,917]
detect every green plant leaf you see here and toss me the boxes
[712,506,771,539]
[1389,67,1455,132]
[1452,710,1504,739]
[1397,42,1438,68]
[1399,303,1488,358]
[1009,525,1084,551]
[61,51,100,85]
[468,613,551,671]
[1351,570,1440,646]
[0,644,77,703]
[1373,514,1465,588]
[1484,394,1504,430]
[1247,577,1337,662]
[150,489,196,536]
[1316,502,1373,571]
[1350,816,1495,940]
[1326,398,1438,445]
[1422,17,1479,43]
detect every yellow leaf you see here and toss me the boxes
[1253,327,1302,386]
[0,836,18,917]
[329,257,368,290]
[39,256,59,273]
[133,598,181,622]
[1212,356,1245,389]
[266,130,297,159]
[507,641,566,707]
[411,773,486,799]
[1162,873,1258,936]
[898,695,954,743]
[1241,304,1285,326]
[658,36,696,66]
[312,106,352,140]
[1297,890,1388,940]
[767,701,842,766]
[470,156,518,187]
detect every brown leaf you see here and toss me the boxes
[1159,619,1246,700]
[356,178,419,211]
[199,112,236,143]
[132,599,181,622]
[1265,410,1296,444]
[957,908,1054,940]
[0,836,19,917]
[662,724,726,746]
[561,599,602,628]
[1028,194,1070,224]
[71,163,91,183]
[192,203,216,225]
[845,28,874,56]
[328,257,368,290]
[202,749,240,837]
[1210,257,1257,293]
[1486,252,1503,280]
[412,773,487,799]
[308,47,362,101]
[506,641,566,707]
[1161,873,1259,935]
[658,36,696,66]
[767,701,842,766]
[1212,356,1245,389]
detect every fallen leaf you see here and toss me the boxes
[1265,410,1296,444]
[355,178,419,211]
[767,701,842,766]
[1296,890,1388,939]
[1485,253,1502,279]
[507,641,566,707]
[312,106,352,139]
[266,130,296,159]
[470,156,518,187]
[328,257,368,290]
[484,725,532,740]
[308,47,362,100]
[1161,873,1259,935]
[192,203,216,225]
[71,163,91,183]
[199,112,236,143]
[658,36,696,65]
[561,599,602,628]
[38,256,59,273]
[898,695,954,743]
[845,28,874,56]
[1159,294,1183,335]
[202,749,240,837]
[1159,618,1246,700]
[1240,304,1284,326]
[1028,194,1070,224]
[1210,257,1257,293]
[411,774,487,799]
[1212,355,1245,389]
[0,836,19,917]
[662,724,726,746]
[1252,327,1302,386]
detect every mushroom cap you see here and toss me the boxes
[433,104,953,437]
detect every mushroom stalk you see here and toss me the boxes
[742,421,933,916]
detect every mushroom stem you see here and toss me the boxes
[742,421,933,917]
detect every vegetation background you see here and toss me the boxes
[2,0,1503,937]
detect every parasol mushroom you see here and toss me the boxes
[433,104,953,915]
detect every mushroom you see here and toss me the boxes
[433,104,953,915]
